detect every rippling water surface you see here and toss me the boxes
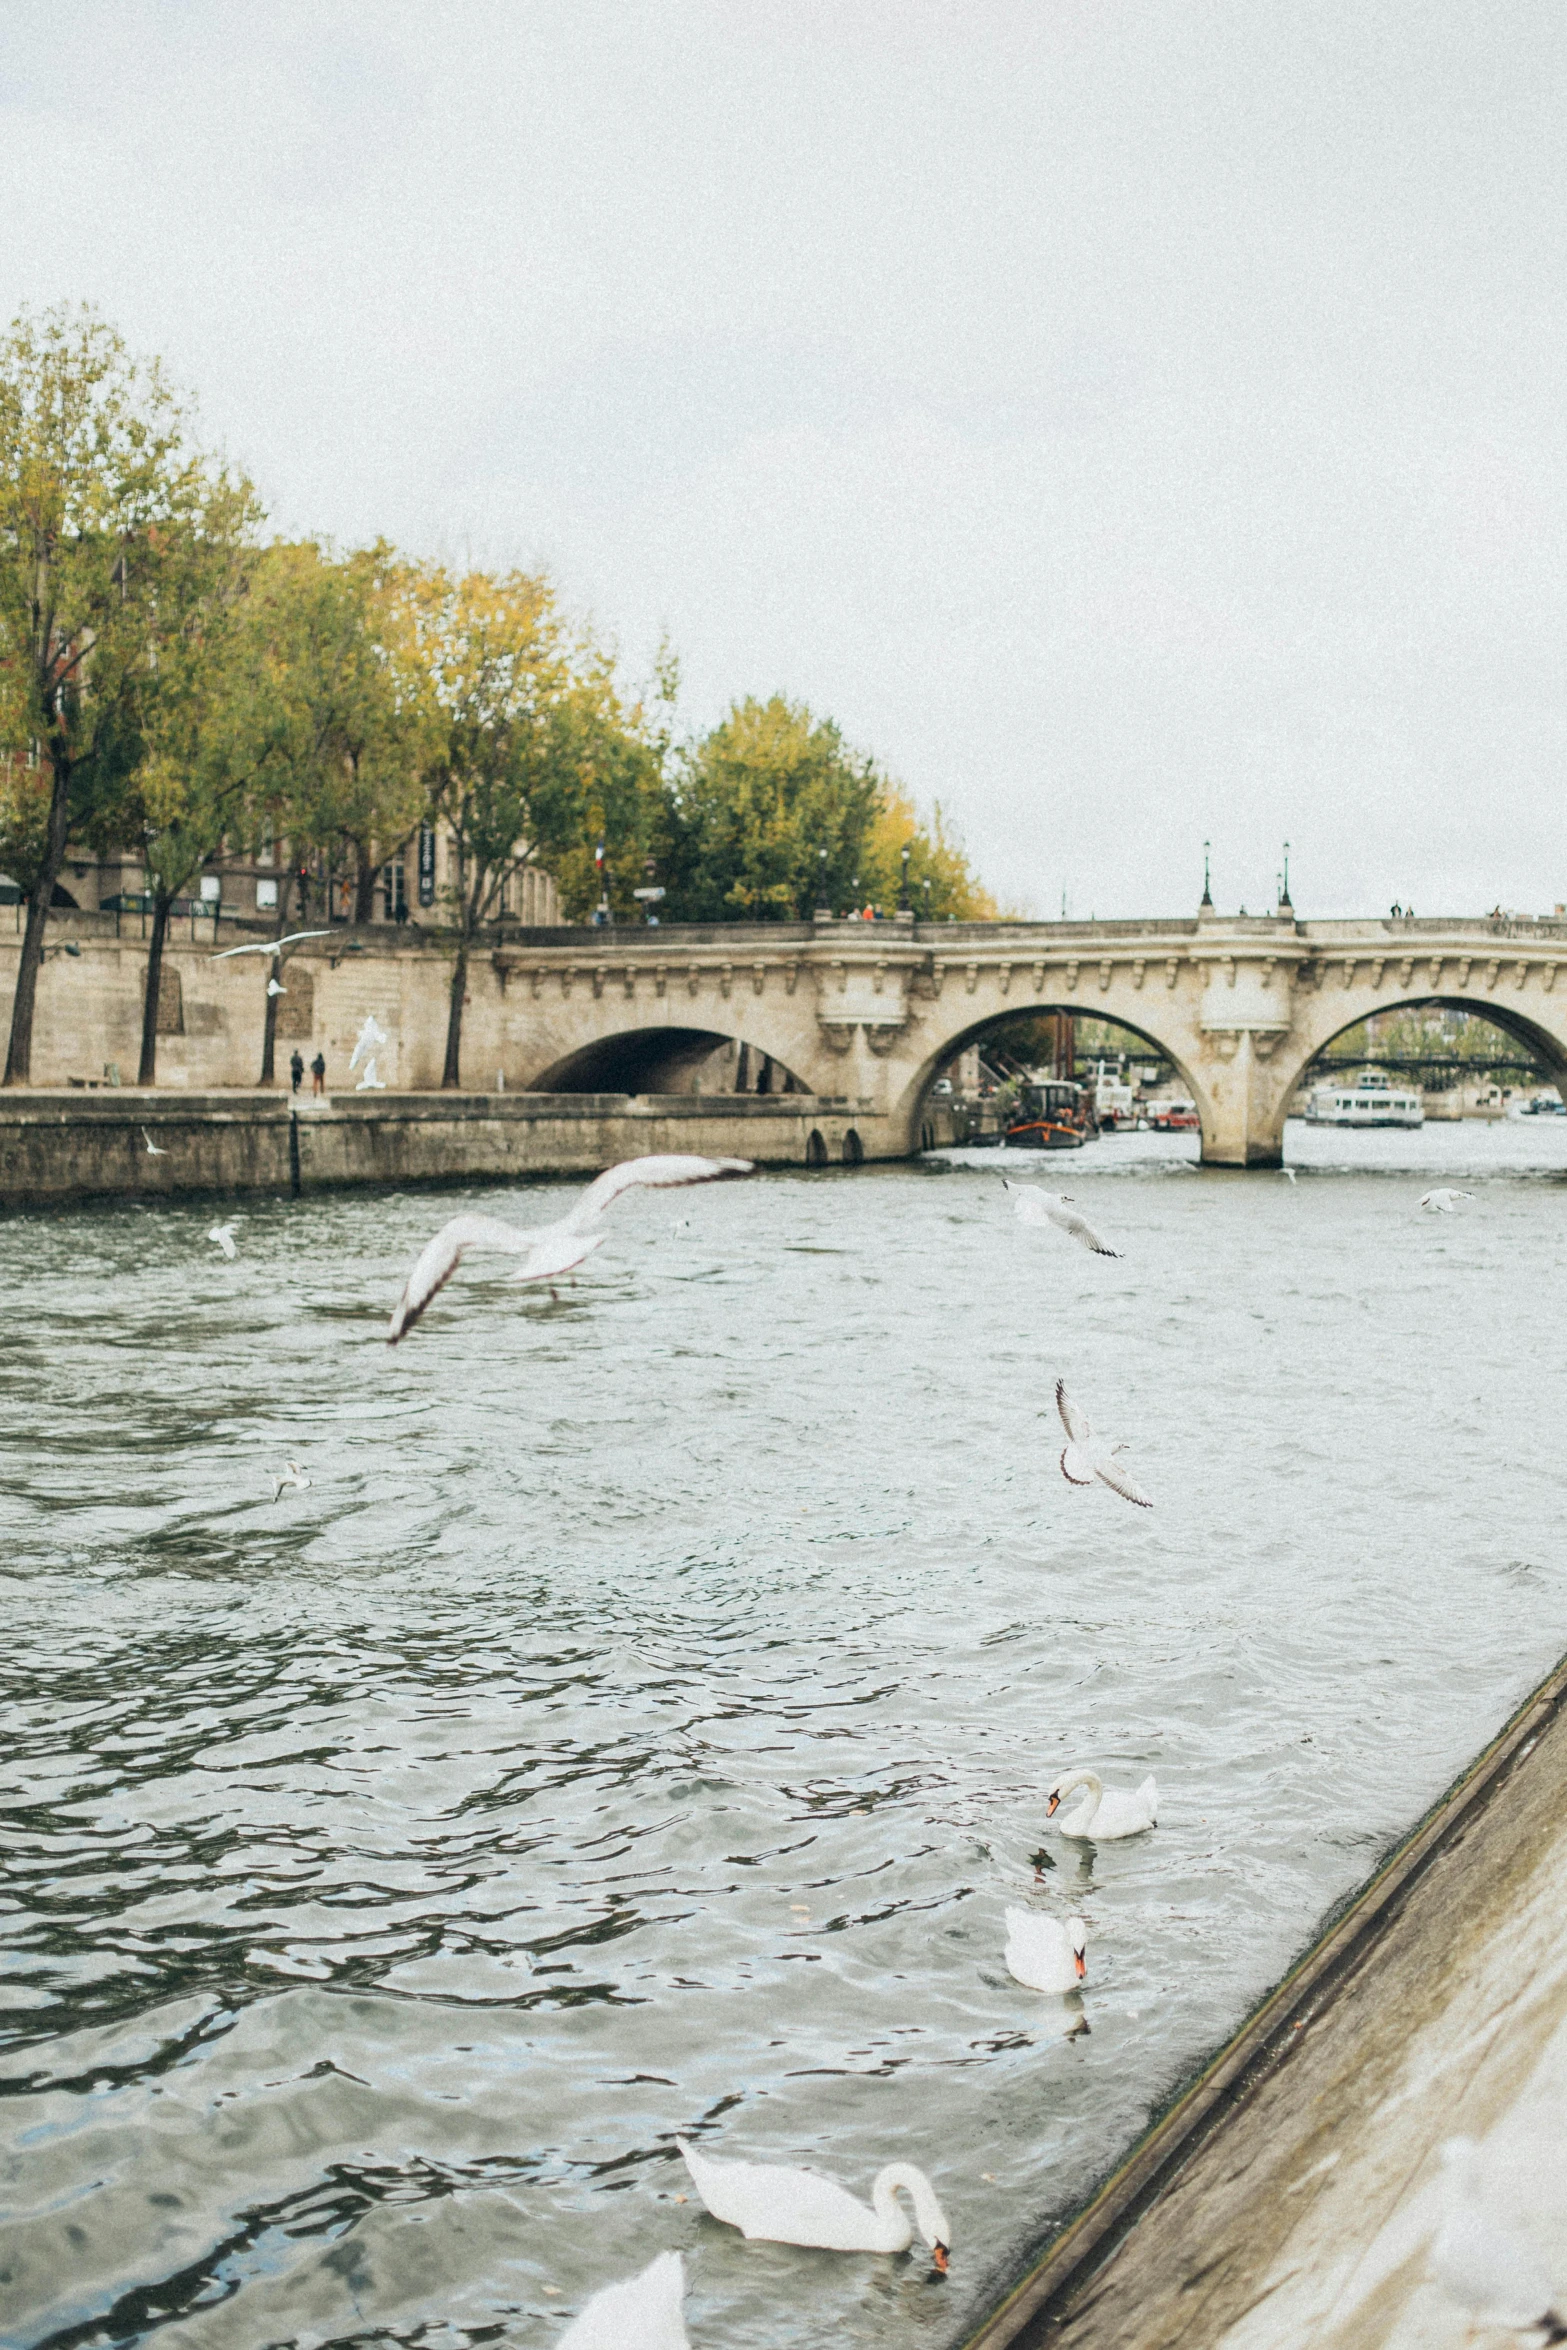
[4,1120,1567,2350]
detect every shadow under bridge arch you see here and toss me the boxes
[532,1024,810,1097]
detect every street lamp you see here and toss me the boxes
[1201,839,1213,909]
[1280,841,1292,911]
[816,846,830,914]
[899,843,912,914]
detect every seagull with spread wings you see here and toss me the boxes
[209,930,331,962]
[1419,1188,1475,1213]
[1053,1378,1152,1508]
[1003,1180,1121,1258]
[387,1154,755,1343]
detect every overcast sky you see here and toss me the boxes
[3,2,1564,917]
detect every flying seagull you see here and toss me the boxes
[355,1058,386,1091]
[388,1154,756,1343]
[1054,1378,1152,1508]
[207,1222,238,1259]
[141,1128,168,1157]
[1003,1180,1121,1258]
[271,1461,311,1503]
[266,977,286,997]
[1282,1166,1297,1185]
[350,1013,389,1071]
[1420,1189,1475,1213]
[209,930,330,961]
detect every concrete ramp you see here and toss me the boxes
[966,1653,1567,2349]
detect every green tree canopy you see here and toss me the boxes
[655,694,996,922]
[0,303,244,1080]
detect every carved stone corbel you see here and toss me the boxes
[1033,961,1046,992]
[592,965,607,999]
[1370,958,1384,988]
[1426,958,1442,990]
[562,967,576,999]
[1514,960,1529,990]
[655,970,667,999]
[1098,958,1112,991]
[1456,959,1471,988]
[784,962,800,996]
[1065,960,1079,992]
[1132,958,1145,989]
[965,962,979,994]
[719,963,733,999]
[1397,958,1413,987]
[1341,959,1356,988]
[1165,957,1179,988]
[1485,959,1501,990]
[686,963,700,996]
[531,966,549,999]
[752,963,766,995]
[862,1022,905,1057]
[998,962,1013,996]
[817,1021,856,1055]
[931,961,946,997]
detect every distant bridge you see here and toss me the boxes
[491,909,1567,1166]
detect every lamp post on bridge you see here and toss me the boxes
[899,843,912,915]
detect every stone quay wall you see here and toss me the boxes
[0,1091,902,1210]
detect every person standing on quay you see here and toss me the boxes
[310,1051,326,1096]
[289,1049,304,1095]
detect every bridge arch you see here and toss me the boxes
[892,1001,1209,1145]
[1271,992,1567,1148]
[526,1019,810,1098]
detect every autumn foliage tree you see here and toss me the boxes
[0,305,241,1084]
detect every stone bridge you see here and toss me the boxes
[493,908,1567,1166]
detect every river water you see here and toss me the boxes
[3,1118,1566,2350]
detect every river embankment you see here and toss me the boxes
[0,1088,903,1207]
[964,1648,1567,2350]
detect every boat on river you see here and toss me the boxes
[1305,1069,1424,1127]
[1004,1076,1089,1149]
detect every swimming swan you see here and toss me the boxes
[1004,1908,1087,1994]
[677,2137,950,2268]
[558,2249,688,2349]
[1046,1767,1157,1840]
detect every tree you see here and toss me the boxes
[208,541,437,1082]
[863,781,999,920]
[656,696,882,921]
[0,306,221,1084]
[86,473,265,1083]
[245,542,435,924]
[405,564,662,1086]
[654,695,999,922]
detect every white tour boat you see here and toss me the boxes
[1305,1069,1424,1128]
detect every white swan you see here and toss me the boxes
[558,2250,688,2350]
[1004,1908,1087,1994]
[1046,1767,1158,1840]
[1432,2139,1565,2338]
[677,2137,950,2268]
